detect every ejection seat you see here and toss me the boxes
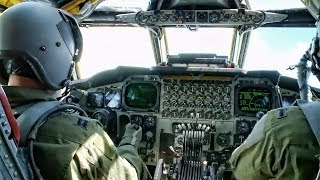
[0,85,26,179]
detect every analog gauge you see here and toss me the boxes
[171,101,178,108]
[131,115,143,126]
[252,13,263,23]
[197,95,204,102]
[137,13,149,23]
[215,103,222,111]
[223,103,231,111]
[171,110,178,118]
[199,85,206,93]
[169,13,177,22]
[197,12,208,23]
[185,11,195,22]
[213,113,222,119]
[164,84,171,92]
[206,103,214,109]
[209,12,220,23]
[208,86,214,93]
[222,113,232,120]
[162,109,171,117]
[174,11,185,22]
[205,91,212,97]
[180,93,187,101]
[217,86,222,94]
[223,95,231,102]
[182,85,189,92]
[188,94,196,101]
[225,86,231,94]
[205,111,213,119]
[87,92,104,108]
[179,110,188,118]
[144,116,156,128]
[163,92,171,100]
[214,95,222,102]
[173,84,180,91]
[159,13,169,22]
[190,85,197,92]
[216,133,231,147]
[237,121,250,134]
[179,101,187,108]
[163,101,170,108]
[230,13,240,22]
[188,102,195,108]
[150,14,159,22]
[204,97,212,105]
[241,14,251,22]
[221,13,230,22]
[171,92,179,101]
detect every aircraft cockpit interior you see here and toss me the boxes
[0,0,320,179]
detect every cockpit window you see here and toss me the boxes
[79,27,156,78]
[249,0,305,10]
[165,28,234,57]
[244,27,318,86]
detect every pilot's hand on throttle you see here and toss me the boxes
[119,123,142,148]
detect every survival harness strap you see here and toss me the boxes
[17,101,87,180]
[297,100,320,180]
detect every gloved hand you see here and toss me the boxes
[119,123,142,149]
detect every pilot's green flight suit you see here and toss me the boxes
[3,86,151,180]
[230,106,320,180]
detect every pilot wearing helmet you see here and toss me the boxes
[0,2,151,180]
[230,1,320,179]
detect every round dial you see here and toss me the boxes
[150,14,159,22]
[216,133,231,147]
[225,86,232,94]
[173,84,180,91]
[159,13,169,22]
[180,93,187,101]
[163,92,171,100]
[131,115,143,126]
[137,13,149,23]
[171,92,179,101]
[171,110,178,118]
[230,13,240,22]
[209,12,220,23]
[241,14,251,22]
[145,116,156,128]
[221,14,229,22]
[164,84,171,92]
[93,112,108,127]
[252,14,263,23]
[185,11,195,22]
[237,121,250,134]
[182,85,189,92]
[163,101,170,108]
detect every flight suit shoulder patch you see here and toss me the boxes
[277,108,287,119]
[75,118,89,130]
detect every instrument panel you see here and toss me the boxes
[69,72,294,179]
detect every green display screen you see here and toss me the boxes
[125,83,157,109]
[238,87,272,113]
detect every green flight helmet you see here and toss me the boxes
[0,2,83,90]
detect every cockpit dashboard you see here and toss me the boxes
[67,66,303,179]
